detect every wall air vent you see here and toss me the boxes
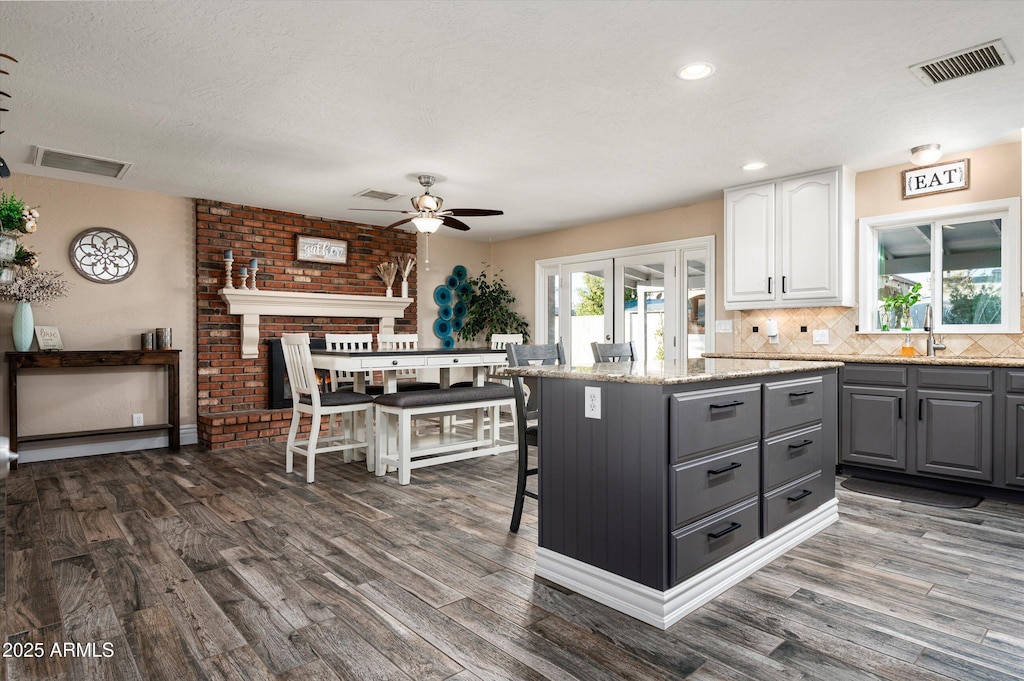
[354,188,402,202]
[909,39,1014,85]
[33,147,132,179]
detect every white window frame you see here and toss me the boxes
[858,198,1021,334]
[534,236,715,360]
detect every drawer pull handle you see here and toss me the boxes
[898,397,902,419]
[789,390,814,397]
[787,439,813,450]
[918,398,924,421]
[708,462,741,475]
[392,360,399,366]
[709,400,744,410]
[787,489,813,502]
[708,522,742,539]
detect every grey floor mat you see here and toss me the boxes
[840,477,981,508]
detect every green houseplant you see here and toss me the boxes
[881,282,922,331]
[456,267,530,343]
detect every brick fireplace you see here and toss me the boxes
[195,199,417,449]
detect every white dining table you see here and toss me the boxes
[310,347,507,393]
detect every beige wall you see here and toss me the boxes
[488,198,729,350]
[2,174,195,459]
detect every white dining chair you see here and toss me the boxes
[324,333,374,391]
[376,333,440,391]
[281,333,375,482]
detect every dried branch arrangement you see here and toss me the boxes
[397,253,416,281]
[376,261,398,288]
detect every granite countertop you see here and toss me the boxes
[703,352,1024,368]
[501,357,842,385]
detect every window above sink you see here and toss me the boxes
[859,198,1021,334]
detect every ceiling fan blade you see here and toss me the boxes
[386,217,413,229]
[442,216,471,231]
[444,209,503,217]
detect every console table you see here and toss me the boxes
[6,350,181,468]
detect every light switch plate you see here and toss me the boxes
[585,386,601,419]
[715,320,733,333]
[812,329,829,345]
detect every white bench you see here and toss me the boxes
[374,385,518,485]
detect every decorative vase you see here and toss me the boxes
[401,280,409,298]
[12,301,33,352]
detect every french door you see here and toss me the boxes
[560,259,613,365]
[614,252,677,365]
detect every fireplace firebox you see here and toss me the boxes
[267,338,328,409]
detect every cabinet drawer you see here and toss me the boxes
[670,384,761,461]
[672,443,760,529]
[843,364,907,387]
[764,425,822,490]
[672,497,759,584]
[61,351,146,367]
[1008,371,1024,394]
[764,377,823,437]
[427,355,481,367]
[763,471,822,536]
[359,357,427,369]
[917,367,993,392]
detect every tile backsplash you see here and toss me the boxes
[734,303,1024,358]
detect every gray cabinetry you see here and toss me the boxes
[842,363,1002,486]
[915,389,993,481]
[841,386,907,470]
[1004,373,1024,488]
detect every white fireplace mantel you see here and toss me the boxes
[219,288,412,358]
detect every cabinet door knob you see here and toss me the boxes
[392,360,399,366]
[453,358,458,363]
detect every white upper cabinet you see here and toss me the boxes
[724,167,854,310]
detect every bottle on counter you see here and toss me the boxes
[901,333,916,357]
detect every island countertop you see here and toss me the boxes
[501,357,842,385]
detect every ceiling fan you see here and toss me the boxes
[352,175,503,233]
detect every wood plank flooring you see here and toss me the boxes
[4,444,1024,680]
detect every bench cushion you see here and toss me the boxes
[299,390,375,406]
[374,384,514,409]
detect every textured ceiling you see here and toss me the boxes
[0,1,1021,241]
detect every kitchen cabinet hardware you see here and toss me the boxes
[787,489,813,502]
[709,400,744,410]
[787,439,814,450]
[707,462,742,475]
[789,390,814,397]
[707,522,742,539]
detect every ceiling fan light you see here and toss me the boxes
[910,143,942,166]
[412,216,443,233]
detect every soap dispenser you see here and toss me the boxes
[901,333,916,357]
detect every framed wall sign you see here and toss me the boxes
[35,326,63,350]
[902,159,970,199]
[296,235,348,264]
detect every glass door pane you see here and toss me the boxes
[614,252,676,366]
[541,266,560,344]
[560,259,613,365]
[682,248,708,362]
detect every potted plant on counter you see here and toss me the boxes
[881,282,922,331]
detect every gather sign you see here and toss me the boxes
[296,235,348,264]
[902,159,969,199]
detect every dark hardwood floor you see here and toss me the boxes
[4,443,1024,680]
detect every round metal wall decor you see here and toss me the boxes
[68,228,138,283]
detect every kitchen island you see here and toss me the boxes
[504,357,841,629]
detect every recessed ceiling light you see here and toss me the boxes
[676,61,715,81]
[742,161,767,171]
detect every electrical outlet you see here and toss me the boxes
[585,386,601,419]
[132,413,144,427]
[812,329,830,345]
[714,320,733,333]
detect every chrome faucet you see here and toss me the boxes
[924,304,946,357]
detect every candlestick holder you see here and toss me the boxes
[249,263,259,290]
[238,267,249,290]
[224,258,235,289]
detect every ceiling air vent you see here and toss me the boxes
[34,147,132,179]
[354,188,402,202]
[909,39,1014,85]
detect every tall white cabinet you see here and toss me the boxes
[724,167,854,310]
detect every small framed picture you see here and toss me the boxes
[35,326,63,351]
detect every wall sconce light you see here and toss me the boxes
[910,144,942,166]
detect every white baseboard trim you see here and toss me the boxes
[16,424,199,463]
[535,499,839,630]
